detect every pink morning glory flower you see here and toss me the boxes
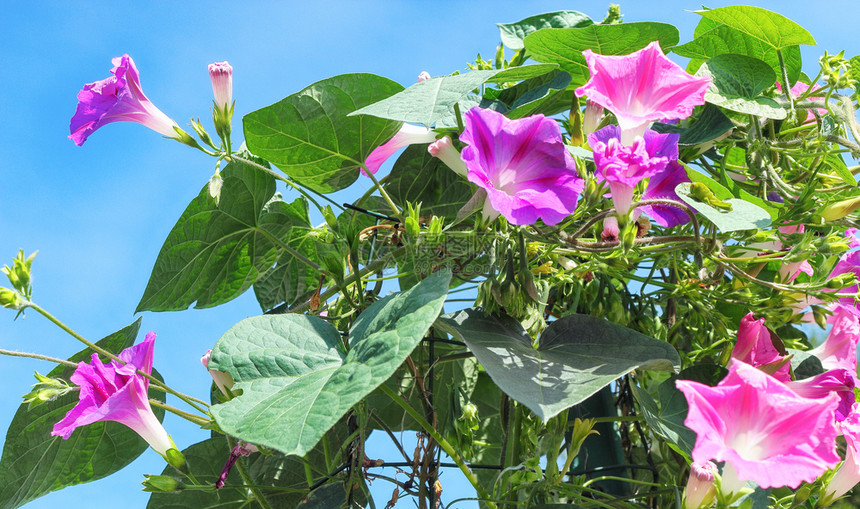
[52,332,173,456]
[776,81,826,123]
[208,61,233,110]
[786,368,856,421]
[589,125,679,217]
[575,41,711,145]
[822,403,860,504]
[460,107,583,225]
[364,123,437,175]
[809,304,860,375]
[730,313,791,383]
[676,360,840,493]
[69,55,181,146]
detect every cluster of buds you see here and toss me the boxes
[819,50,857,90]
[1,250,36,312]
[21,371,75,410]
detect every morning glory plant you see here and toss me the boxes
[5,4,860,509]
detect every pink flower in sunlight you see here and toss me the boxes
[731,313,790,383]
[208,61,233,110]
[69,55,181,146]
[786,368,855,421]
[676,361,840,493]
[52,332,173,456]
[588,125,677,217]
[364,124,437,175]
[575,41,711,145]
[822,404,860,504]
[460,107,583,225]
[809,304,860,375]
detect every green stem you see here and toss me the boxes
[362,164,401,218]
[777,49,795,110]
[27,302,211,415]
[378,383,496,509]
[0,348,78,367]
[148,399,210,426]
[257,227,323,272]
[227,435,274,509]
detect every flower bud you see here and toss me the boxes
[209,61,234,140]
[201,349,236,397]
[817,196,860,222]
[208,62,233,111]
[0,287,24,310]
[2,250,36,297]
[165,447,188,473]
[428,136,467,176]
[142,474,183,493]
[208,170,224,205]
[417,71,431,82]
[582,100,604,136]
[683,461,717,509]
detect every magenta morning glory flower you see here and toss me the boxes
[808,304,860,375]
[730,313,791,383]
[589,124,680,217]
[364,123,437,175]
[460,107,583,225]
[786,368,856,421]
[822,403,860,504]
[575,41,711,145]
[676,360,840,493]
[52,332,173,456]
[69,55,181,146]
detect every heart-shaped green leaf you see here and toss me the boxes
[696,54,785,119]
[498,11,593,51]
[523,22,680,85]
[696,6,815,51]
[436,309,680,422]
[210,270,451,456]
[244,73,404,193]
[137,161,303,312]
[349,66,557,126]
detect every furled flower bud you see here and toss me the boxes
[417,71,431,82]
[428,136,467,176]
[582,99,604,136]
[209,61,234,140]
[201,349,235,397]
[0,287,24,310]
[818,196,860,222]
[208,61,233,111]
[683,461,718,509]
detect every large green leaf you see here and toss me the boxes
[696,54,785,119]
[494,70,573,119]
[632,365,726,459]
[137,161,303,312]
[0,320,165,509]
[436,309,680,422]
[696,6,815,51]
[348,66,557,126]
[675,182,772,232]
[673,17,802,85]
[651,104,734,146]
[497,11,593,51]
[252,196,323,312]
[385,145,474,218]
[523,23,680,85]
[244,73,404,193]
[209,270,451,456]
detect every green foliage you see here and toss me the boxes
[437,309,680,422]
[497,11,593,51]
[385,145,473,217]
[208,270,451,456]
[523,22,680,85]
[0,320,165,509]
[696,6,815,51]
[244,73,404,193]
[697,53,786,119]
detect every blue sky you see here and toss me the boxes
[1,1,858,508]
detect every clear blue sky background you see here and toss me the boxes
[1,2,857,508]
